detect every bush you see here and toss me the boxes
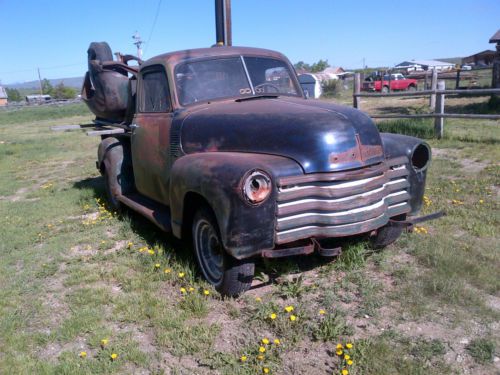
[322,79,342,98]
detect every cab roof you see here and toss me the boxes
[143,46,289,68]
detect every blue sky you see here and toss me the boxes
[0,0,498,84]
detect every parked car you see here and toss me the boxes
[461,65,472,71]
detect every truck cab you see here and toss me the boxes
[86,43,433,296]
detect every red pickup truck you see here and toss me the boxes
[363,73,418,92]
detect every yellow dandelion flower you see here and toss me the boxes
[178,272,185,278]
[139,247,146,253]
[79,351,87,358]
[344,354,350,360]
[180,287,187,294]
[347,359,353,366]
[164,268,171,274]
[257,354,264,361]
[147,249,155,255]
[336,343,343,349]
[203,289,210,296]
[341,369,348,375]
[319,309,326,315]
[273,338,281,345]
[262,338,270,345]
[263,368,270,374]
[346,343,353,349]
[255,297,262,302]
[110,353,118,360]
[188,287,195,292]
[240,355,247,362]
[259,346,266,353]
[284,305,294,313]
[336,349,343,356]
[269,313,277,320]
[100,338,109,347]
[127,242,133,248]
[289,315,297,321]
[155,263,160,268]
[479,199,484,204]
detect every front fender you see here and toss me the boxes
[169,152,303,259]
[380,133,431,214]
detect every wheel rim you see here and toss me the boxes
[194,218,224,284]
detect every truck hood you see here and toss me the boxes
[180,97,384,173]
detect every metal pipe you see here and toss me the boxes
[215,0,232,46]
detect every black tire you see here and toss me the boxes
[371,214,406,249]
[100,137,134,211]
[381,86,389,93]
[104,168,122,211]
[87,42,113,62]
[407,84,417,92]
[192,206,254,297]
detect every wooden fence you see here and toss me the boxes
[353,73,500,138]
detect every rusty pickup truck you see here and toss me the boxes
[81,42,435,296]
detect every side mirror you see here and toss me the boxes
[304,89,309,99]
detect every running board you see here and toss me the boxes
[117,193,172,232]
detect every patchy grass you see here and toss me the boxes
[0,103,499,374]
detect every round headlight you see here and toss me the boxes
[242,170,272,204]
[411,143,431,171]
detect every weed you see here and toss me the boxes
[466,338,496,364]
[312,310,353,342]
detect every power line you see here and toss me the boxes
[143,0,163,57]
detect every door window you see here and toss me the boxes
[140,67,171,112]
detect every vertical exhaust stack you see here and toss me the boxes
[215,0,232,46]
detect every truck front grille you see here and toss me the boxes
[275,156,411,244]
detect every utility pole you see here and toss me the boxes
[215,0,232,46]
[37,68,43,96]
[132,32,144,59]
[362,57,365,70]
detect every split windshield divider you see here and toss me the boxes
[240,56,255,95]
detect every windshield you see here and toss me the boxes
[175,56,299,105]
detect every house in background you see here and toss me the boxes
[298,67,349,98]
[395,59,455,72]
[462,50,496,66]
[0,86,7,106]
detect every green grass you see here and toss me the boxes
[0,104,499,374]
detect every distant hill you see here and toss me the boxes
[434,57,462,65]
[5,76,84,90]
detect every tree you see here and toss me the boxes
[52,82,77,99]
[294,61,311,71]
[5,88,22,102]
[310,59,330,73]
[41,79,53,96]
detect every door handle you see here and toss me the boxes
[129,123,140,130]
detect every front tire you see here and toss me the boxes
[192,206,254,297]
[381,86,389,93]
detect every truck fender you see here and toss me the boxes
[380,133,431,214]
[169,152,303,259]
[97,137,134,196]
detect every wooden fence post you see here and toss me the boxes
[353,73,361,108]
[429,69,438,110]
[434,80,446,139]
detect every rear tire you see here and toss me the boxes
[104,168,122,211]
[192,206,254,297]
[407,84,417,92]
[381,86,389,93]
[371,214,406,249]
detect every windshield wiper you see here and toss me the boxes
[235,94,279,102]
